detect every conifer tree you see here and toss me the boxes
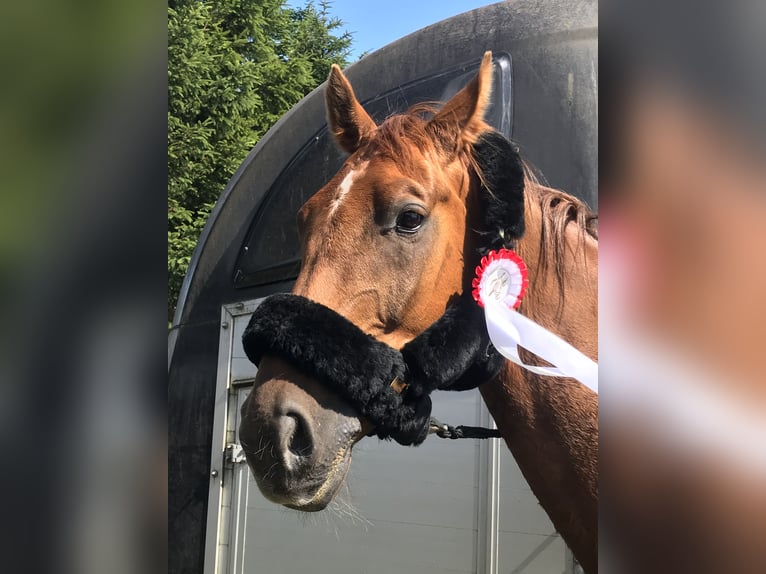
[168,0,351,321]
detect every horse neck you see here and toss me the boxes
[478,185,599,572]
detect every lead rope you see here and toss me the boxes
[428,416,503,440]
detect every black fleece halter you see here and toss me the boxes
[242,131,525,445]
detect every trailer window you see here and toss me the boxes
[234,54,512,288]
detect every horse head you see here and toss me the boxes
[239,52,524,510]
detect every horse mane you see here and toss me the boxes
[522,164,598,312]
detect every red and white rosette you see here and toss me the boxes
[473,249,598,394]
[472,249,529,310]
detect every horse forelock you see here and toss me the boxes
[365,113,435,171]
[365,103,487,176]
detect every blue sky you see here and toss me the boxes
[290,0,496,60]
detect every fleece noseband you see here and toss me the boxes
[242,131,525,446]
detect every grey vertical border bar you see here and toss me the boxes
[203,305,236,574]
[205,300,266,574]
[475,402,500,574]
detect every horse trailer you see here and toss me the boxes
[169,1,597,573]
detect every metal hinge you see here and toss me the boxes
[224,442,247,464]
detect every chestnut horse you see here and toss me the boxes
[239,53,598,572]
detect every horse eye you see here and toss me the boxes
[395,210,424,233]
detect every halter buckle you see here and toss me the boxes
[389,376,409,394]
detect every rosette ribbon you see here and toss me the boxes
[473,249,598,394]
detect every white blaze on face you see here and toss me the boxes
[328,161,367,219]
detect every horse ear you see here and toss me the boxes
[427,51,494,151]
[472,130,526,248]
[325,64,377,154]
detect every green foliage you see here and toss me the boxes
[168,0,352,321]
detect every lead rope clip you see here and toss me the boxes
[428,416,503,440]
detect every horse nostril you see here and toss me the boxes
[278,410,314,470]
[287,413,313,457]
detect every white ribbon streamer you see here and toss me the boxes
[483,298,599,394]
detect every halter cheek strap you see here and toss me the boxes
[242,292,503,446]
[400,292,504,396]
[389,377,409,394]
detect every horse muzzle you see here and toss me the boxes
[239,356,362,510]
